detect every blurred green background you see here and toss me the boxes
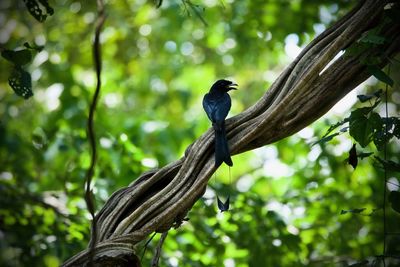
[0,0,399,266]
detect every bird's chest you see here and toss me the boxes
[207,98,221,108]
[204,93,231,122]
[206,94,225,108]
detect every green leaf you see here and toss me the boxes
[312,132,340,146]
[38,0,54,15]
[340,208,366,215]
[24,42,44,52]
[357,94,374,103]
[392,118,400,138]
[357,89,382,103]
[367,65,394,87]
[349,110,381,147]
[8,66,33,99]
[388,191,400,214]
[373,130,393,151]
[321,118,349,138]
[1,49,32,66]
[372,116,397,150]
[23,0,54,22]
[369,112,383,129]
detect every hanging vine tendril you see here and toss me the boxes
[382,63,391,267]
[85,0,106,265]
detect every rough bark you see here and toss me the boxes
[63,0,400,266]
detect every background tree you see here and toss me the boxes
[0,0,399,266]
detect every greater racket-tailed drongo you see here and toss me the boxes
[203,79,237,167]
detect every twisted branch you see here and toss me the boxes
[63,0,400,266]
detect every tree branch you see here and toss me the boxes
[63,0,400,266]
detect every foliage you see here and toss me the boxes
[0,0,399,267]
[23,0,54,22]
[318,90,399,151]
[1,44,43,99]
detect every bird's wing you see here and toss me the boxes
[213,93,232,122]
[203,93,215,122]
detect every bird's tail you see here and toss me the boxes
[214,123,233,167]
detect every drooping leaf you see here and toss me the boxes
[392,117,400,138]
[349,114,368,147]
[312,132,340,146]
[322,118,349,138]
[350,105,375,118]
[382,117,396,132]
[38,0,54,14]
[314,118,350,146]
[372,115,396,150]
[373,129,393,151]
[24,42,44,52]
[8,66,33,99]
[349,110,375,147]
[349,108,382,148]
[217,195,230,212]
[369,112,383,128]
[1,49,32,66]
[23,0,54,22]
[348,144,358,169]
[356,89,382,103]
[340,208,366,215]
[367,65,394,87]
[388,191,400,214]
[357,94,374,103]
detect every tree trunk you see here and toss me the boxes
[63,0,400,266]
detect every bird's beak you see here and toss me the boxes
[228,83,238,90]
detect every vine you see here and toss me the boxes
[85,0,106,265]
[316,65,399,265]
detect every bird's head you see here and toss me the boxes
[211,79,238,92]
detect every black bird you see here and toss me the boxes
[203,79,237,167]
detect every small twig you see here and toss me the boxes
[181,0,208,26]
[387,180,400,188]
[382,64,391,267]
[141,232,157,261]
[151,231,168,267]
